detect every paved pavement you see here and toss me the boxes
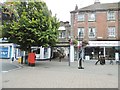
[2,62,20,72]
[1,58,119,88]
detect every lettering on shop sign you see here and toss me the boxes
[88,41,119,46]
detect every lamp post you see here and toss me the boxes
[68,38,71,66]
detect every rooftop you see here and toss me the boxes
[70,2,119,13]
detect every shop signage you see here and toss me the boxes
[87,41,119,46]
[0,46,9,58]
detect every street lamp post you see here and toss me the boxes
[68,38,71,66]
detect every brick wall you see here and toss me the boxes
[71,10,120,41]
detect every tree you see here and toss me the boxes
[0,25,2,38]
[1,2,17,38]
[3,1,60,52]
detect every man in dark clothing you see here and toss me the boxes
[95,57,101,65]
[95,56,105,65]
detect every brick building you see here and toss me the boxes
[70,0,120,60]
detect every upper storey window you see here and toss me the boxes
[78,27,84,38]
[88,27,96,38]
[107,11,116,21]
[77,13,85,21]
[59,30,66,38]
[108,27,116,37]
[88,12,96,21]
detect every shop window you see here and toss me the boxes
[33,48,40,54]
[0,46,9,58]
[44,48,48,58]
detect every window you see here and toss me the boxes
[108,27,116,37]
[88,12,96,21]
[78,27,84,38]
[88,27,96,38]
[59,30,66,38]
[77,14,85,21]
[107,11,115,20]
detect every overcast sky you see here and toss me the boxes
[43,0,120,22]
[1,0,119,22]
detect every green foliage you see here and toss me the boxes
[72,39,78,46]
[3,1,60,52]
[0,25,2,38]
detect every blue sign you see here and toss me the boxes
[0,46,9,58]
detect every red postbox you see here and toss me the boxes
[28,52,36,66]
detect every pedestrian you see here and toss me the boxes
[116,59,119,64]
[95,57,101,65]
[109,55,113,65]
[110,60,113,65]
[100,57,105,65]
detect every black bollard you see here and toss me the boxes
[21,56,23,64]
[25,55,28,64]
[12,57,14,62]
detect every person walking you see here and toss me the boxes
[109,55,113,65]
[95,56,105,65]
[95,57,101,65]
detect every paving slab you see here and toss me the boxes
[1,59,118,88]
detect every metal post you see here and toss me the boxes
[68,46,70,66]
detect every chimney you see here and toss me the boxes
[94,0,100,4]
[75,4,78,10]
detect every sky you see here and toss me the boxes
[1,0,120,22]
[43,0,120,22]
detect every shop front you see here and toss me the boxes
[31,46,51,60]
[84,41,119,60]
[0,43,24,60]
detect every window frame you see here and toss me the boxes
[88,27,96,38]
[78,27,85,38]
[88,12,96,22]
[108,26,116,37]
[77,13,85,22]
[59,30,66,38]
[107,11,116,21]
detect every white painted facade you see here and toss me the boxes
[31,46,51,60]
[70,45,74,62]
[0,43,24,60]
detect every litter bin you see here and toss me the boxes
[18,57,21,64]
[21,56,23,64]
